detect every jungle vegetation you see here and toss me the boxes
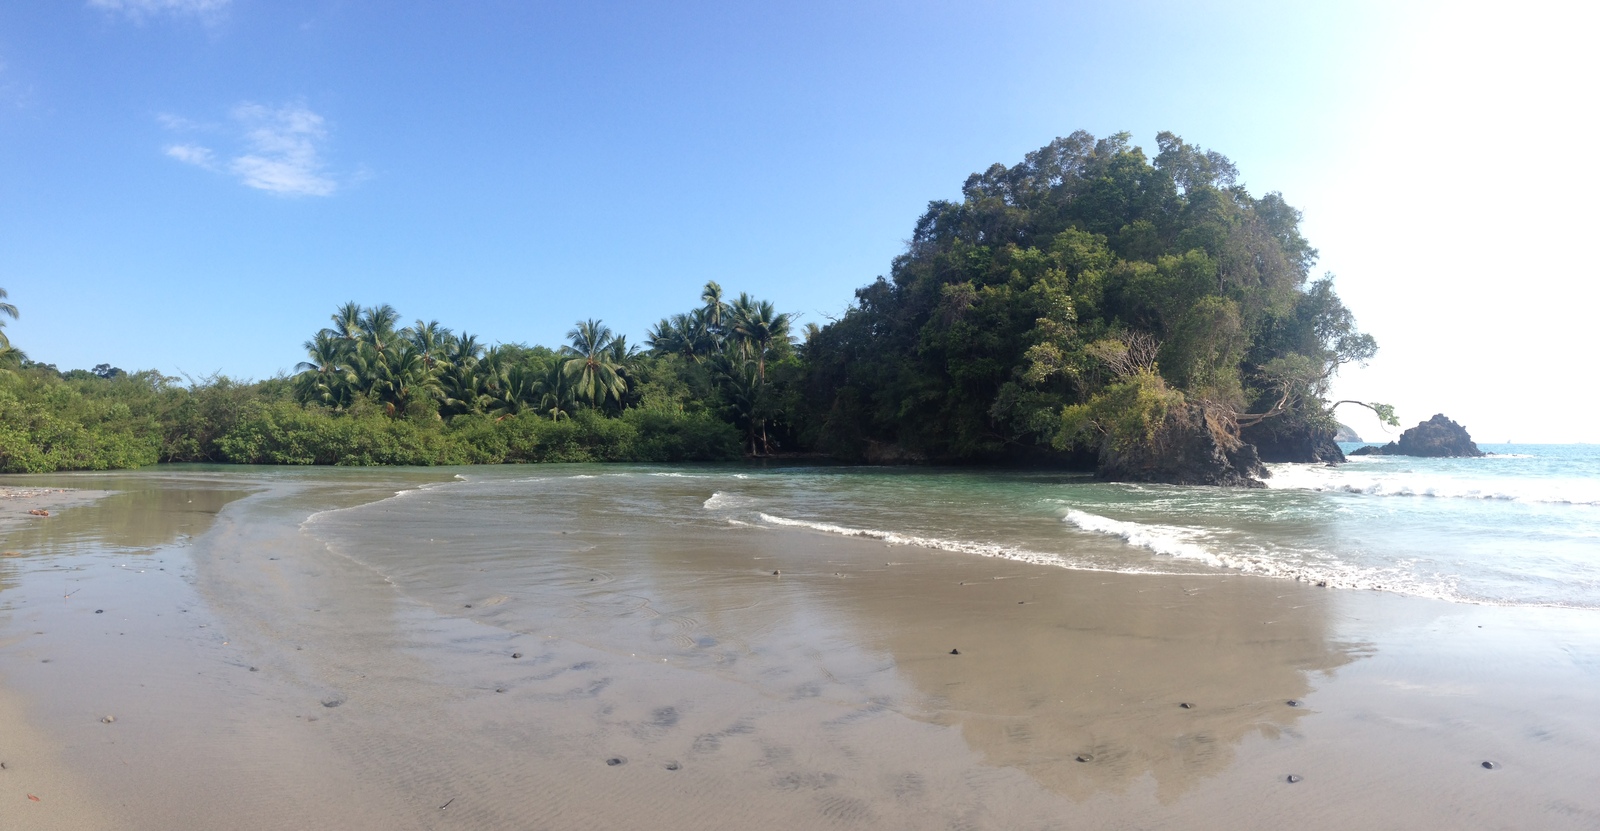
[0,131,1378,475]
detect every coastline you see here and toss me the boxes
[2,468,1598,829]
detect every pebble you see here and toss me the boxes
[101,716,115,724]
[512,652,523,659]
[1286,774,1302,783]
[1075,754,1093,763]
[495,688,506,693]
[1481,760,1500,770]
[1287,699,1301,707]
[95,609,103,614]
[1179,702,1194,709]
[322,698,343,708]
[949,648,960,655]
[249,667,258,672]
[772,570,781,576]
[664,761,681,771]
[605,757,626,766]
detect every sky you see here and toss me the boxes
[0,1,1595,442]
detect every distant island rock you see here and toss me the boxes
[1333,422,1362,442]
[1348,414,1484,458]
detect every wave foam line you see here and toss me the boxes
[1061,510,1222,564]
[1265,465,1600,506]
[754,512,1149,573]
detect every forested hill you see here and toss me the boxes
[796,131,1378,481]
[0,131,1383,483]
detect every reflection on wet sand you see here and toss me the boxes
[0,481,249,556]
[309,469,1367,804]
[844,572,1361,801]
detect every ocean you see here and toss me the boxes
[306,443,1600,612]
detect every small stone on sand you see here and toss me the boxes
[605,756,626,766]
[949,648,960,655]
[1287,699,1300,707]
[95,609,103,614]
[322,698,343,708]
[101,715,115,723]
[1286,774,1302,783]
[1179,702,1193,709]
[1481,760,1499,770]
[512,652,523,659]
[664,761,681,770]
[1075,754,1092,763]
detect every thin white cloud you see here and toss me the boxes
[160,101,339,197]
[165,143,217,170]
[88,0,230,16]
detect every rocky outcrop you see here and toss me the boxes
[1333,422,1362,443]
[1241,420,1346,464]
[1348,414,1484,458]
[1097,405,1267,487]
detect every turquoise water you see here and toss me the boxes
[535,443,1600,610]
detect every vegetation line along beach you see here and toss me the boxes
[2,132,1382,486]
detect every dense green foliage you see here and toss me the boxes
[795,130,1375,462]
[0,130,1377,475]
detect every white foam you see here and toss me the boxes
[1265,464,1600,506]
[1061,509,1219,564]
[754,512,1142,573]
[703,491,754,510]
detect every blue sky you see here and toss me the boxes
[1,1,1595,441]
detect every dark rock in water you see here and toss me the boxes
[1098,406,1268,487]
[1350,414,1484,458]
[1241,420,1345,464]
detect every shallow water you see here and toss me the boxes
[305,446,1600,609]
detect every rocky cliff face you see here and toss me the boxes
[1349,414,1484,458]
[1241,420,1346,465]
[1097,405,1268,487]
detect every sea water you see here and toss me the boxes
[313,443,1600,610]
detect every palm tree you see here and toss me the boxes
[536,361,576,421]
[729,297,793,381]
[715,355,767,455]
[294,331,355,407]
[406,319,453,371]
[701,280,727,337]
[330,301,364,343]
[359,304,401,354]
[0,288,17,349]
[367,343,440,417]
[487,363,539,418]
[562,319,627,409]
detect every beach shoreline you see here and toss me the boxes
[2,467,1598,829]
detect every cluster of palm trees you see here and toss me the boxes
[294,284,794,441]
[645,282,796,452]
[645,282,793,380]
[294,303,638,420]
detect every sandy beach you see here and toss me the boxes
[3,467,1599,830]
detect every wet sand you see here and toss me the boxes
[3,468,1599,829]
